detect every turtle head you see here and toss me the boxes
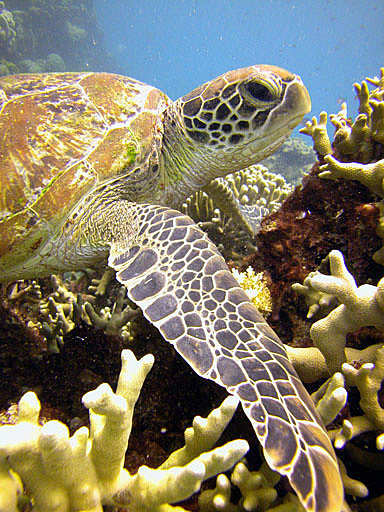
[161,65,310,203]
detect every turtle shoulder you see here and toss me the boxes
[0,72,170,269]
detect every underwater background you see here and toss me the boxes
[94,0,384,123]
[1,1,384,511]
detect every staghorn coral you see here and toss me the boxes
[3,268,142,352]
[0,349,249,512]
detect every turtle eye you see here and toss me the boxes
[244,81,276,103]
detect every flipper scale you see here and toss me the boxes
[109,203,343,512]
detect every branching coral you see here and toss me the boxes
[182,165,292,263]
[5,269,142,351]
[334,346,384,448]
[199,460,305,512]
[318,155,384,265]
[292,249,384,375]
[291,250,384,500]
[197,369,368,511]
[300,68,384,265]
[301,68,384,162]
[304,353,384,498]
[0,349,249,512]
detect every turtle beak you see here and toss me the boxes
[292,74,311,117]
[270,74,311,131]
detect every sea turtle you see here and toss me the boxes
[0,66,343,511]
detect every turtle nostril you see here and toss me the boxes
[245,82,275,102]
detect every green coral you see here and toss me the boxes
[6,269,141,351]
[199,460,304,512]
[0,349,249,511]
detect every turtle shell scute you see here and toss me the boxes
[0,72,169,263]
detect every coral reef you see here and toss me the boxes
[1,61,384,509]
[0,0,117,77]
[182,165,293,264]
[291,253,384,452]
[0,349,248,512]
[0,164,292,351]
[254,71,384,345]
[2,269,142,352]
[0,2,16,51]
[301,68,384,162]
[232,266,273,317]
[199,460,305,512]
[301,68,384,264]
[18,53,66,73]
[268,68,384,507]
[197,367,370,512]
[263,136,316,185]
[293,250,384,375]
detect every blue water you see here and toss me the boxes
[94,0,383,128]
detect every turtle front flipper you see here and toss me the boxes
[109,203,343,512]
